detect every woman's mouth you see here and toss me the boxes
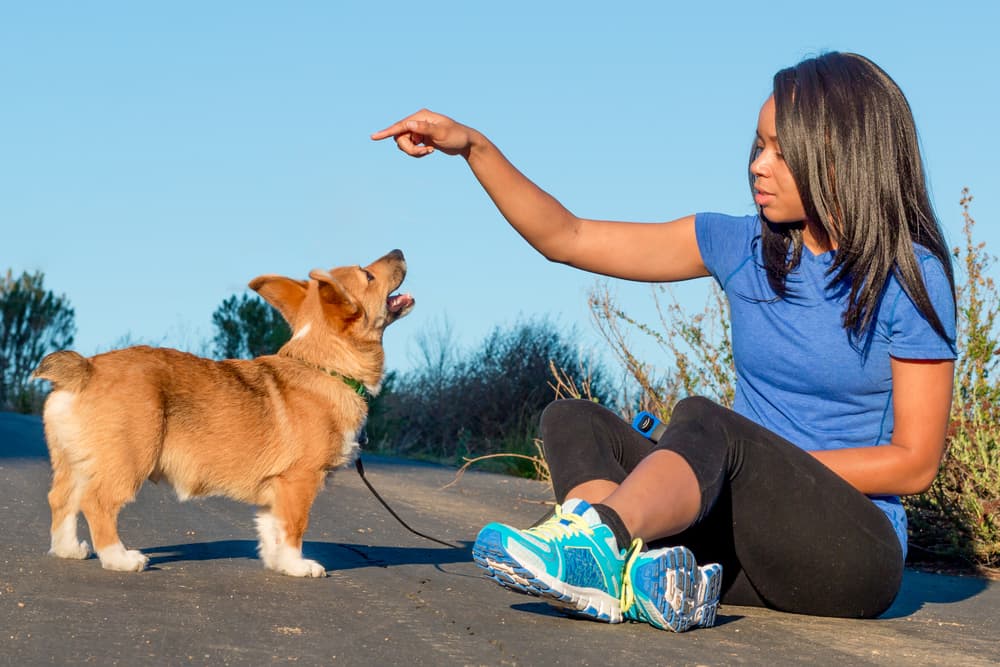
[754,190,775,207]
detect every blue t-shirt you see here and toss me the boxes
[694,212,957,558]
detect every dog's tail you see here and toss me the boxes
[32,350,93,392]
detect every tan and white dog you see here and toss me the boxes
[32,249,413,577]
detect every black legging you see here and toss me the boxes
[540,396,903,619]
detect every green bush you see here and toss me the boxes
[904,190,999,569]
[367,316,615,476]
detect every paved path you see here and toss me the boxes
[1,412,997,666]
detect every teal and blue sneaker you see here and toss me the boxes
[472,499,627,622]
[689,562,724,628]
[620,541,724,632]
[472,498,724,631]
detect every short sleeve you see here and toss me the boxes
[695,212,759,289]
[888,253,957,359]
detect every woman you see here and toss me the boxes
[372,52,956,632]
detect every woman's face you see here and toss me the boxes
[751,96,806,223]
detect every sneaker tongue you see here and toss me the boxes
[561,498,602,527]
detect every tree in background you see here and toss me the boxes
[0,270,76,413]
[211,293,291,359]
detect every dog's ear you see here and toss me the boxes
[248,275,308,325]
[308,269,362,321]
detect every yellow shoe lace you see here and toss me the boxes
[524,503,595,541]
[619,537,646,613]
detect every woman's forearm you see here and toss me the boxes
[462,133,580,263]
[811,442,941,497]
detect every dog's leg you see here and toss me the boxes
[256,510,327,577]
[80,478,148,572]
[256,471,325,577]
[46,447,90,560]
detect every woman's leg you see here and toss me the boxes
[644,397,903,618]
[478,399,719,629]
[541,399,701,541]
[539,398,653,503]
[534,398,723,630]
[540,396,903,618]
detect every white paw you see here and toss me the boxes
[255,512,325,577]
[278,556,326,578]
[98,544,149,572]
[49,539,91,560]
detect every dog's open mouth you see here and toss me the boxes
[387,292,414,316]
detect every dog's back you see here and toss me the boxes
[37,345,363,503]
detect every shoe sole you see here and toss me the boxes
[688,562,723,628]
[626,545,700,632]
[472,527,623,623]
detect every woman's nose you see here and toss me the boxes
[750,153,768,178]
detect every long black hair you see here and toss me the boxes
[754,52,954,342]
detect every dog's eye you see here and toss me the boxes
[360,268,375,283]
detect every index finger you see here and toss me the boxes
[371,118,421,141]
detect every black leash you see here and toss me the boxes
[354,457,462,549]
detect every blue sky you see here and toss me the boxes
[3,2,998,378]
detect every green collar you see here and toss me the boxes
[290,357,372,403]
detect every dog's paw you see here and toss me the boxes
[98,544,149,572]
[277,557,327,578]
[49,539,91,560]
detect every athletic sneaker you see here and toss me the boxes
[689,562,724,628]
[472,498,723,631]
[620,542,723,632]
[472,498,628,622]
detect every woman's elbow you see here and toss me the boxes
[900,460,943,496]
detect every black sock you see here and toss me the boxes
[592,503,632,552]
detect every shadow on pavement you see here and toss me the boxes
[508,601,746,627]
[0,412,48,459]
[143,539,474,571]
[880,569,990,618]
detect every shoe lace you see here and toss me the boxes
[619,537,645,614]
[524,504,594,541]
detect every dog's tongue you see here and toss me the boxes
[387,293,414,313]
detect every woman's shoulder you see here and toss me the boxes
[694,212,761,284]
[694,211,760,252]
[891,244,953,299]
[880,243,957,352]
[914,244,952,276]
[695,211,759,231]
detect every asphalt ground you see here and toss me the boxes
[1,411,997,666]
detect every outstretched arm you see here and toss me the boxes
[372,109,710,283]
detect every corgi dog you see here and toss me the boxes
[32,250,413,577]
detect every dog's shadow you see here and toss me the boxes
[143,539,473,571]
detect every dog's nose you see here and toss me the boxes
[388,249,405,261]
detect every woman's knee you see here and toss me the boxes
[670,396,721,422]
[539,399,616,440]
[540,400,594,459]
[540,397,607,422]
[539,399,631,499]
